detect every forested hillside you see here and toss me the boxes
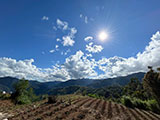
[0,72,145,94]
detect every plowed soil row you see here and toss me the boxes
[6,96,160,120]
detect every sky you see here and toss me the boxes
[0,0,160,82]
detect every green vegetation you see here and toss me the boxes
[121,96,160,113]
[0,91,10,100]
[11,78,38,104]
[0,68,159,114]
[143,66,160,106]
[46,69,160,114]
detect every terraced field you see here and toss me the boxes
[0,95,160,120]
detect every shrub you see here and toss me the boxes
[121,96,133,108]
[0,92,11,100]
[132,98,148,110]
[48,96,57,104]
[146,99,160,114]
[121,96,160,114]
[88,94,103,99]
[15,94,31,104]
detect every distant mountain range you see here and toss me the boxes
[0,72,145,95]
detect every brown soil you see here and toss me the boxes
[0,95,160,120]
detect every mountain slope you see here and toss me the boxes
[0,72,145,94]
[88,72,145,88]
[0,77,61,94]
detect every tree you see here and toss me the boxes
[12,78,36,104]
[28,87,38,102]
[143,67,160,106]
[123,78,142,96]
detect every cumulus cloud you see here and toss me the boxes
[42,16,49,21]
[61,27,77,46]
[97,31,160,78]
[0,58,46,81]
[86,53,93,57]
[1,31,160,81]
[56,19,77,47]
[63,50,97,79]
[62,36,75,46]
[84,36,93,42]
[86,42,103,53]
[0,51,97,81]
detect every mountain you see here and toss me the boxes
[54,78,96,88]
[87,72,145,88]
[0,77,61,94]
[0,72,145,94]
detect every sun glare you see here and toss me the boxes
[98,31,108,42]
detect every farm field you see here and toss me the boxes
[0,95,160,120]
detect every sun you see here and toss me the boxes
[98,31,108,42]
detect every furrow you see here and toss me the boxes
[141,110,158,120]
[84,98,97,108]
[134,108,152,120]
[101,100,106,115]
[148,111,160,120]
[52,98,92,120]
[107,101,113,119]
[93,99,101,110]
[129,108,142,120]
[119,105,132,120]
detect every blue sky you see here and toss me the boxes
[0,0,160,81]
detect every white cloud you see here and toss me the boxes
[61,51,64,55]
[42,51,45,55]
[61,27,77,46]
[53,26,57,31]
[56,19,68,30]
[49,49,55,53]
[0,58,46,81]
[97,31,160,78]
[86,42,103,53]
[55,45,59,49]
[64,49,71,55]
[84,36,93,42]
[62,36,75,46]
[80,14,83,18]
[80,14,90,24]
[86,53,93,57]
[63,50,97,79]
[49,45,59,53]
[84,16,88,24]
[1,31,160,81]
[70,28,77,37]
[56,19,77,47]
[42,16,49,21]
[56,38,61,42]
[0,51,97,81]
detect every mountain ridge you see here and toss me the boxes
[0,72,145,94]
